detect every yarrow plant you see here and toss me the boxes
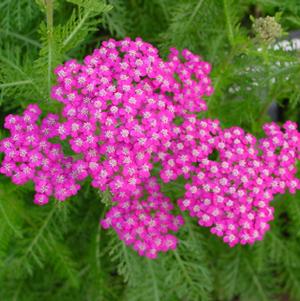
[0,38,299,258]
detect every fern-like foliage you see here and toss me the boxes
[0,181,23,262]
[159,0,226,55]
[0,0,41,32]
[102,0,129,38]
[3,202,77,276]
[166,218,212,301]
[216,246,275,301]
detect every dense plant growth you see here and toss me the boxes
[0,1,300,301]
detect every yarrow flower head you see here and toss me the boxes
[0,105,82,205]
[101,178,184,259]
[50,37,213,195]
[0,37,299,258]
[49,37,214,256]
[173,120,300,246]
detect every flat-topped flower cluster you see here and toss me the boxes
[0,38,299,258]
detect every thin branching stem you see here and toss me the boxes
[22,206,56,260]
[45,0,54,99]
[223,0,234,47]
[0,29,41,48]
[0,80,32,89]
[63,9,90,48]
[0,201,22,237]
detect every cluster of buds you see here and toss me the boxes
[0,38,299,258]
[252,15,283,44]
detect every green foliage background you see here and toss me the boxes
[0,1,300,300]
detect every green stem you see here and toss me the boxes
[45,0,54,99]
[223,0,234,47]
[0,80,32,89]
[0,200,22,237]
[63,10,90,48]
[256,46,273,125]
[22,207,56,259]
[95,209,106,278]
[187,0,204,27]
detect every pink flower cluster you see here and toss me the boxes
[0,38,299,258]
[0,105,82,205]
[101,178,184,258]
[172,119,300,246]
[48,38,213,257]
[50,38,212,197]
